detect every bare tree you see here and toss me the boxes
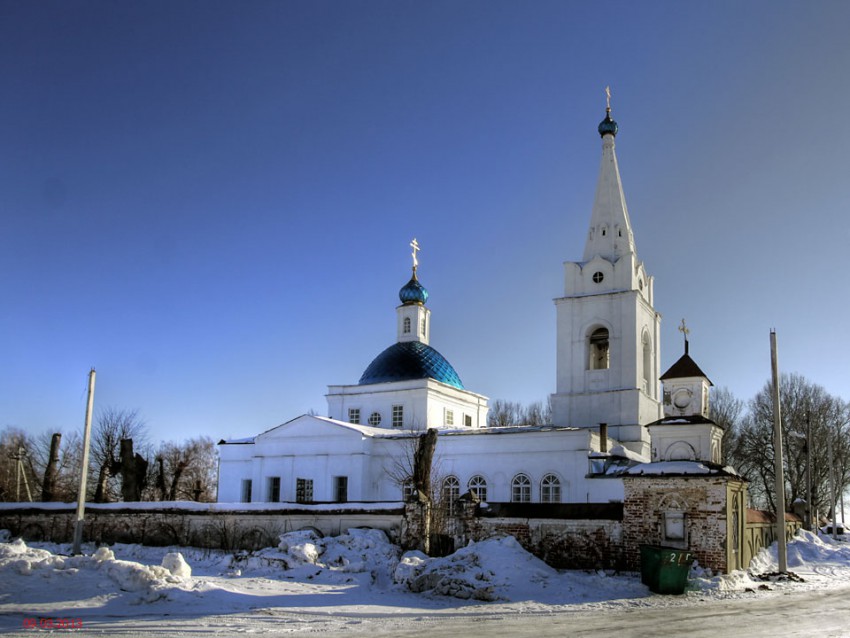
[488,398,552,427]
[152,436,218,502]
[32,429,83,502]
[90,407,147,502]
[41,433,62,501]
[709,386,744,464]
[0,427,38,502]
[729,374,850,514]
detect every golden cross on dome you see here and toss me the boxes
[410,238,420,273]
[605,86,611,111]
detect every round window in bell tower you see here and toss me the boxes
[592,271,604,284]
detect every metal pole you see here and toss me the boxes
[72,368,96,555]
[770,330,787,573]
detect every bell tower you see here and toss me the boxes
[551,92,662,457]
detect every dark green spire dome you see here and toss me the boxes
[598,109,618,138]
[399,274,428,305]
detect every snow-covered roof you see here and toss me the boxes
[647,414,721,428]
[217,436,255,445]
[608,444,649,463]
[223,416,582,444]
[624,461,740,477]
[437,424,580,437]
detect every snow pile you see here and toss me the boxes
[395,535,557,601]
[688,561,764,593]
[0,537,194,603]
[238,528,401,585]
[277,529,322,564]
[750,529,850,576]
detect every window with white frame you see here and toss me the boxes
[511,473,531,503]
[295,478,313,504]
[240,479,252,503]
[445,409,454,426]
[403,317,411,333]
[442,476,460,515]
[468,475,487,502]
[463,414,472,427]
[392,405,404,428]
[348,408,361,425]
[540,474,561,503]
[368,411,382,426]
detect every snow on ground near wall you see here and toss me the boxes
[0,528,849,634]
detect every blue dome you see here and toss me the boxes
[359,341,464,389]
[399,275,428,305]
[598,110,618,137]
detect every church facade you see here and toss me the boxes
[217,103,720,514]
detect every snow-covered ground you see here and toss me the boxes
[1,528,849,637]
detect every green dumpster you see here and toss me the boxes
[639,545,695,595]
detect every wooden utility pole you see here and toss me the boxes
[806,415,813,531]
[770,330,787,573]
[828,434,838,541]
[72,368,96,555]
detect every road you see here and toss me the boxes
[11,584,848,638]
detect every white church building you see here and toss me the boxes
[218,102,717,508]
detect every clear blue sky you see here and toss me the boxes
[2,1,849,444]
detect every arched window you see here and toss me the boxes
[468,475,487,502]
[540,474,561,503]
[642,331,652,394]
[511,473,531,503]
[403,317,411,334]
[588,328,610,370]
[442,476,460,515]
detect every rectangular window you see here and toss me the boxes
[541,484,561,503]
[334,476,348,503]
[348,408,361,424]
[512,483,531,503]
[445,409,454,426]
[240,479,252,503]
[295,478,313,504]
[267,476,280,502]
[463,414,472,427]
[392,405,404,428]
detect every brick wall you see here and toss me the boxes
[0,505,403,550]
[623,476,733,573]
[448,501,624,570]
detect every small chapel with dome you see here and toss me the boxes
[217,99,727,513]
